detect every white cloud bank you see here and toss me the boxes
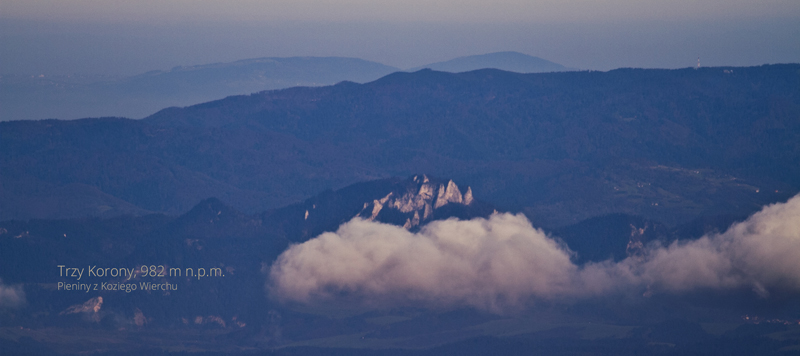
[637,194,800,296]
[269,194,800,312]
[0,279,26,308]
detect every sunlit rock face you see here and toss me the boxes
[357,175,478,229]
[274,175,496,243]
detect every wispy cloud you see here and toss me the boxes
[0,279,26,308]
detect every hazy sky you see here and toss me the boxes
[4,0,798,23]
[1,0,799,75]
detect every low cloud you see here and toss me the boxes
[0,279,26,308]
[637,194,800,296]
[269,194,800,312]
[271,213,586,311]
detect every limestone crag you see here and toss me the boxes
[358,175,474,229]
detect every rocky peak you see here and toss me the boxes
[270,175,494,243]
[358,175,475,229]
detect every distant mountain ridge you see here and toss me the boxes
[0,52,570,122]
[0,56,399,121]
[122,56,400,96]
[409,51,569,73]
[2,64,799,226]
[0,52,572,121]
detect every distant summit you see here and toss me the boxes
[409,51,569,73]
